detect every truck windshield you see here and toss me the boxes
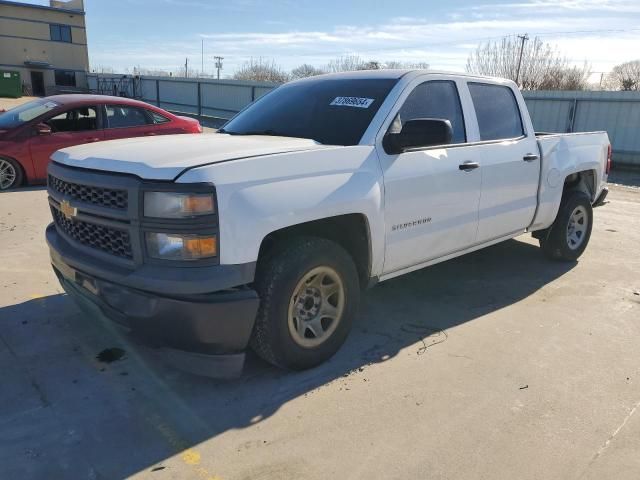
[0,99,60,129]
[221,78,398,146]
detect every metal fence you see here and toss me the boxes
[522,90,640,167]
[87,74,640,167]
[87,73,277,125]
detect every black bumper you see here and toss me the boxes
[47,224,260,377]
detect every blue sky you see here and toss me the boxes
[32,0,640,78]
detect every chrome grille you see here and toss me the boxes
[51,207,133,259]
[48,174,128,210]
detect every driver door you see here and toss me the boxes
[28,105,103,179]
[378,78,483,275]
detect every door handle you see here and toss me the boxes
[523,153,539,162]
[84,137,100,143]
[144,132,157,136]
[459,161,480,171]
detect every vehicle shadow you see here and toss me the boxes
[0,238,575,479]
[0,185,47,193]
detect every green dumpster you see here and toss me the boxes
[0,70,22,98]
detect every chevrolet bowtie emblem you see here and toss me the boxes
[60,200,78,220]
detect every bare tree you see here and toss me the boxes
[538,63,591,90]
[466,36,590,90]
[290,64,326,79]
[326,55,366,72]
[603,60,640,91]
[233,58,289,83]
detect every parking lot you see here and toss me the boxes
[0,176,639,479]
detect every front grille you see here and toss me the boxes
[52,207,133,259]
[48,174,128,210]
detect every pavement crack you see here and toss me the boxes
[578,397,640,479]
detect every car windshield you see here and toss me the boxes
[221,78,398,146]
[0,99,60,129]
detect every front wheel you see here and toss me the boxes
[539,190,593,261]
[250,237,360,370]
[0,157,23,190]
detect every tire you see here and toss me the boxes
[250,236,360,370]
[539,190,593,261]
[0,157,23,190]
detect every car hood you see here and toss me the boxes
[51,133,332,180]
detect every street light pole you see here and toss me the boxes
[515,33,529,86]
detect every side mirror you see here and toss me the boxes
[383,118,453,154]
[34,123,52,135]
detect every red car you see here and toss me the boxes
[0,95,202,190]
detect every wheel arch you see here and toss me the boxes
[256,213,373,288]
[563,169,597,201]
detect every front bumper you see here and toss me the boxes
[48,224,260,378]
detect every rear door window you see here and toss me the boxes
[468,83,524,141]
[105,105,152,128]
[391,80,466,144]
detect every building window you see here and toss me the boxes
[54,70,76,87]
[50,24,72,43]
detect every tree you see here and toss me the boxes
[326,55,367,72]
[466,36,590,90]
[233,58,289,83]
[538,63,591,91]
[290,64,326,79]
[603,60,640,91]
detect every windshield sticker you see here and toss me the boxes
[330,97,374,109]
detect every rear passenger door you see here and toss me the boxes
[379,77,483,274]
[465,82,540,242]
[102,104,156,141]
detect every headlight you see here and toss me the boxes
[144,192,215,218]
[146,232,217,260]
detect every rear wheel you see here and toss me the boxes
[250,237,360,370]
[539,190,593,261]
[0,157,23,190]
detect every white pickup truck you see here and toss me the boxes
[46,70,610,376]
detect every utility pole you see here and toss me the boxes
[214,56,224,80]
[185,57,188,78]
[201,39,204,76]
[515,33,529,86]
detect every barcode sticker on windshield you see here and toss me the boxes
[330,97,374,108]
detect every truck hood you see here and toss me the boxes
[51,133,331,180]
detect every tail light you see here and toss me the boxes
[606,144,612,175]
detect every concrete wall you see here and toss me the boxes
[0,0,89,94]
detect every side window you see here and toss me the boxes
[46,106,98,133]
[468,83,524,141]
[50,24,72,43]
[150,111,170,124]
[391,80,466,144]
[105,105,152,128]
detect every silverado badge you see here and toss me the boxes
[60,200,78,220]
